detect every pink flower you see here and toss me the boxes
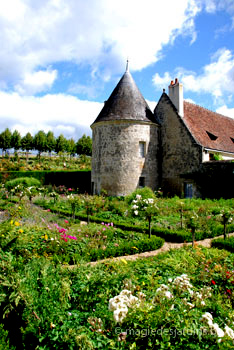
[68,188,73,191]
[59,228,67,233]
[47,209,51,212]
[64,220,69,224]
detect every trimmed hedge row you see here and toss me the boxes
[35,201,234,244]
[211,236,234,252]
[0,171,91,193]
[36,202,195,243]
[88,235,165,262]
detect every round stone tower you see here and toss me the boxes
[91,63,159,196]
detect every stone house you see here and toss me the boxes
[91,65,234,198]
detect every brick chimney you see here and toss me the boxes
[168,78,184,117]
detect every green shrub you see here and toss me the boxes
[211,236,234,252]
[125,186,156,205]
[5,177,41,190]
[89,235,164,261]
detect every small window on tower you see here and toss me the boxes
[139,141,146,157]
[138,177,145,188]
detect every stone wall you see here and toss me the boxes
[91,120,159,196]
[155,94,202,196]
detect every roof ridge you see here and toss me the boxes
[184,100,234,122]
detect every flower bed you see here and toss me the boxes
[1,243,234,349]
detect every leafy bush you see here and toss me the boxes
[88,235,164,261]
[125,186,156,205]
[211,236,234,252]
[5,177,41,190]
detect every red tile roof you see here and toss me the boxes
[183,101,234,154]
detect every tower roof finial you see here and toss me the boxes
[126,58,129,72]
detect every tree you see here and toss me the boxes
[219,209,233,240]
[21,132,33,160]
[76,134,92,156]
[67,138,76,157]
[55,134,67,154]
[11,130,21,153]
[131,194,158,238]
[46,131,56,156]
[0,128,12,155]
[34,130,47,159]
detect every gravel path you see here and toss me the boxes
[87,232,234,266]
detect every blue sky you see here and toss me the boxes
[0,0,234,140]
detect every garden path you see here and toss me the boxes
[88,232,234,266]
[1,203,233,268]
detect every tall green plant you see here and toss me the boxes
[131,194,158,238]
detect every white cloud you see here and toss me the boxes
[146,99,157,113]
[152,48,234,102]
[14,69,58,95]
[216,105,234,119]
[0,91,103,139]
[0,0,201,93]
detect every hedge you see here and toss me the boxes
[211,236,234,252]
[0,171,91,193]
[88,235,165,262]
[35,202,194,243]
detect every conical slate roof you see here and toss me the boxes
[92,70,156,125]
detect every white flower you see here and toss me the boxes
[168,278,173,283]
[225,325,234,339]
[109,289,140,323]
[201,312,213,327]
[134,210,138,215]
[113,306,128,323]
[138,292,146,299]
[164,291,173,299]
[156,284,173,299]
[120,289,132,296]
[186,302,194,309]
[200,301,206,306]
[132,204,138,210]
[212,323,224,338]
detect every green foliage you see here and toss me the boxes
[76,134,92,156]
[11,130,21,152]
[21,132,33,153]
[46,131,56,155]
[212,152,223,161]
[33,130,47,157]
[0,128,12,154]
[5,177,41,190]
[89,235,164,261]
[212,236,234,252]
[126,187,156,205]
[55,134,67,154]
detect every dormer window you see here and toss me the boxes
[206,131,218,141]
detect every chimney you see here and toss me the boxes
[168,78,184,117]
